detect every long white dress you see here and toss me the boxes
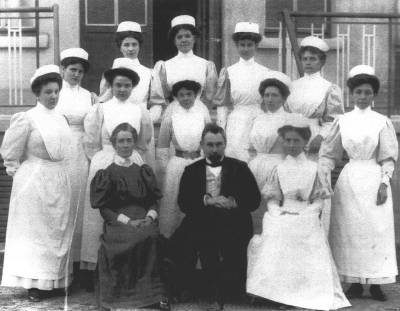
[156,100,210,238]
[247,153,350,310]
[214,57,270,162]
[56,81,92,262]
[149,50,217,121]
[0,103,74,290]
[248,107,292,234]
[319,106,398,284]
[286,71,344,233]
[80,97,152,269]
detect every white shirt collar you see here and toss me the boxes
[285,152,307,163]
[114,154,137,167]
[63,79,80,90]
[354,105,372,114]
[36,101,56,114]
[239,57,255,65]
[130,58,140,66]
[304,71,322,80]
[111,96,129,105]
[177,50,194,58]
[266,106,284,115]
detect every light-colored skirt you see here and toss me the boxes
[248,153,283,234]
[247,200,350,310]
[158,155,200,238]
[1,156,74,290]
[330,159,398,284]
[225,105,262,163]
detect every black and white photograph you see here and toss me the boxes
[0,0,400,310]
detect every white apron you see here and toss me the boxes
[330,110,398,281]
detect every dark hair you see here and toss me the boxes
[172,80,201,97]
[232,32,262,44]
[347,74,380,95]
[110,122,138,147]
[115,31,143,48]
[278,125,312,142]
[168,24,199,42]
[258,78,290,99]
[104,68,140,86]
[298,46,327,63]
[61,57,90,73]
[201,123,226,142]
[31,73,63,96]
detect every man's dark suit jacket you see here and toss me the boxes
[177,156,261,244]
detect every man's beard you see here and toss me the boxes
[208,153,223,164]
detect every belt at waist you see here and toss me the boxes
[175,150,201,159]
[348,158,377,164]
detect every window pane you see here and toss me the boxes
[297,0,327,30]
[86,0,114,25]
[118,0,147,25]
[265,0,293,30]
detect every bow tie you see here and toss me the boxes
[206,161,222,168]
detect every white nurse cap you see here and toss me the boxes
[117,21,141,33]
[112,57,136,70]
[300,36,329,52]
[234,22,260,34]
[348,64,375,78]
[30,64,60,86]
[171,15,196,28]
[265,71,291,87]
[60,47,88,62]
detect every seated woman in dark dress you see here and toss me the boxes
[90,122,170,310]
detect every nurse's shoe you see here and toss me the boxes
[345,283,363,298]
[370,285,387,301]
[27,288,41,302]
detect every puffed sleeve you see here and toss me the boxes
[200,60,218,109]
[141,164,163,205]
[83,102,104,159]
[261,166,283,215]
[149,61,170,108]
[136,108,152,155]
[319,84,344,138]
[97,76,112,103]
[0,112,30,176]
[378,119,398,185]
[213,67,232,128]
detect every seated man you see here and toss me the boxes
[172,123,261,310]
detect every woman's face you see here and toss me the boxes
[115,130,135,158]
[301,50,324,74]
[62,63,84,86]
[112,75,133,101]
[120,37,140,59]
[38,82,60,110]
[282,130,307,157]
[263,86,284,113]
[174,29,195,53]
[176,87,196,109]
[352,83,375,110]
[236,39,257,60]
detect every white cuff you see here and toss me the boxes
[6,167,17,177]
[381,174,391,187]
[117,213,131,224]
[146,209,158,221]
[149,105,162,123]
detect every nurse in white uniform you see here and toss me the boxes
[286,36,344,232]
[98,21,155,169]
[56,48,92,267]
[319,65,398,301]
[214,22,270,162]
[149,15,217,124]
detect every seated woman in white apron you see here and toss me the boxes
[248,71,294,234]
[319,65,398,301]
[156,80,211,238]
[214,22,270,162]
[149,15,217,124]
[97,21,156,169]
[56,48,93,274]
[80,59,152,283]
[0,65,74,302]
[247,117,350,311]
[286,35,344,233]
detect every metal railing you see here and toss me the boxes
[0,4,59,106]
[280,10,400,116]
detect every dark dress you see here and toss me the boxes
[90,163,164,310]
